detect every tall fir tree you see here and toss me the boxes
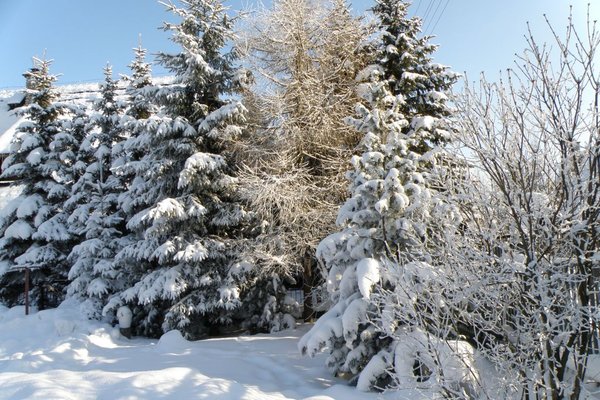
[104,0,250,338]
[66,66,129,317]
[299,0,459,391]
[123,44,154,120]
[113,44,156,218]
[0,59,79,307]
[97,46,158,323]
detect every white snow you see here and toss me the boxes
[341,298,368,344]
[356,258,380,300]
[0,302,428,400]
[178,152,225,188]
[356,350,392,391]
[391,328,480,397]
[0,118,23,154]
[4,219,33,240]
[428,91,448,102]
[0,185,23,211]
[173,240,208,262]
[401,71,426,82]
[116,306,133,329]
[25,147,44,165]
[411,116,435,132]
[0,92,25,153]
[16,194,43,218]
[148,198,186,221]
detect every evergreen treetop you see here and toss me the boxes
[373,0,456,120]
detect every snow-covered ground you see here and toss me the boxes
[0,301,432,400]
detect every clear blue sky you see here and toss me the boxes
[0,0,598,89]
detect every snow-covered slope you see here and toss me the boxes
[0,302,434,400]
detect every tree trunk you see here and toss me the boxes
[302,252,314,321]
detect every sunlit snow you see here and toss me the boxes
[0,302,431,400]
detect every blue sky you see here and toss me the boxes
[0,0,598,89]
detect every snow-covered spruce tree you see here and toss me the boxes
[65,66,129,318]
[96,46,158,323]
[0,59,79,307]
[122,44,154,121]
[112,44,156,217]
[103,0,250,339]
[235,0,369,321]
[105,45,157,313]
[299,0,464,392]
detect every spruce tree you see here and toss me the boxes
[123,45,153,120]
[96,46,157,323]
[299,0,459,390]
[112,44,156,219]
[104,0,249,338]
[0,59,78,307]
[66,66,128,317]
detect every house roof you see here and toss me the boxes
[0,83,103,155]
[0,76,174,155]
[0,92,25,153]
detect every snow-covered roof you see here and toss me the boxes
[0,83,103,155]
[0,92,25,153]
[0,76,174,155]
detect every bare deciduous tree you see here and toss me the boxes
[457,11,600,399]
[234,0,371,317]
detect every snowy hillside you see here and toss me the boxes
[0,303,432,400]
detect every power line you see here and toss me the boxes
[428,0,450,35]
[414,0,424,16]
[424,0,444,34]
[421,0,436,23]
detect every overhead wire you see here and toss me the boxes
[423,0,444,34]
[421,0,436,24]
[413,0,423,16]
[427,0,450,35]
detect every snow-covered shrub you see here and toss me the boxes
[238,274,300,334]
[378,329,478,398]
[368,259,480,397]
[456,13,600,398]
